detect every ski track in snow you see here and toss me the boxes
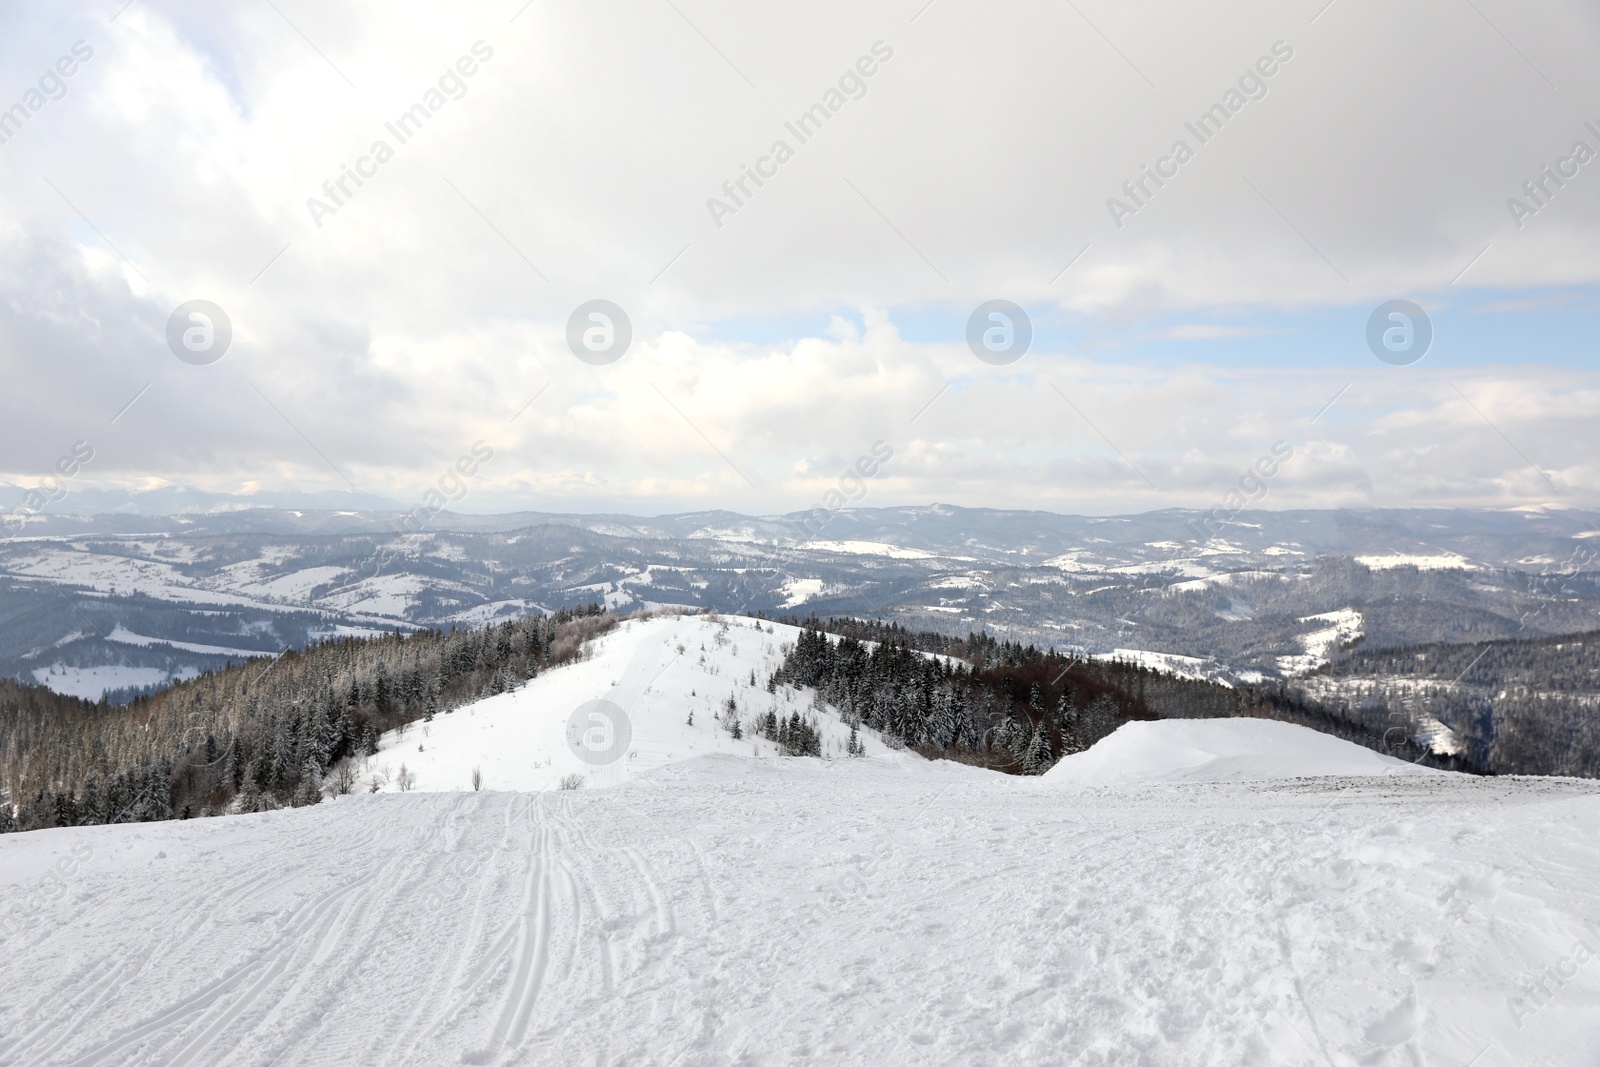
[6,770,1600,1064]
[3,615,1600,1064]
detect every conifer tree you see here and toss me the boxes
[292,760,323,807]
[1021,727,1051,775]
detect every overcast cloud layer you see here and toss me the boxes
[2,0,1598,516]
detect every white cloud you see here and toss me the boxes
[0,0,1597,515]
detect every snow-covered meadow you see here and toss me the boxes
[3,614,1599,1065]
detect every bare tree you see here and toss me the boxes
[395,763,416,792]
[558,773,585,791]
[471,765,483,791]
[330,761,357,796]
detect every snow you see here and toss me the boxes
[235,565,350,602]
[1357,552,1480,571]
[1167,569,1277,592]
[107,624,269,659]
[1093,647,1230,684]
[442,600,539,626]
[6,616,1600,1065]
[27,663,194,700]
[1278,607,1365,676]
[10,549,252,607]
[320,572,426,617]
[927,573,984,589]
[777,577,824,607]
[364,615,897,795]
[1043,718,1440,788]
[1415,713,1463,756]
[798,539,939,559]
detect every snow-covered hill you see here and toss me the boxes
[363,614,898,795]
[5,616,1600,1065]
[1043,717,1439,788]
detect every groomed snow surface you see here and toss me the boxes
[4,614,1600,1065]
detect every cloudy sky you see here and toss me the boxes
[2,0,1598,516]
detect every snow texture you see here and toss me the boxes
[3,615,1600,1065]
[364,615,896,795]
[1043,717,1439,788]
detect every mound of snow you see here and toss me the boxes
[365,614,903,794]
[1043,717,1445,788]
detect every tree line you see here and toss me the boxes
[1307,627,1600,777]
[14,607,1581,836]
[1,605,615,833]
[775,616,1466,776]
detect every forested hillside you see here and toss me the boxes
[13,608,1600,837]
[774,616,1462,777]
[0,605,614,833]
[1303,629,1600,777]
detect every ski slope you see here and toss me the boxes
[4,615,1600,1065]
[362,614,897,796]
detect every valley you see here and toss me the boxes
[6,504,1600,701]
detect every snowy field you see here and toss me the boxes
[361,614,896,796]
[3,615,1600,1065]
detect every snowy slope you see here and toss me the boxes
[363,614,900,795]
[1043,717,1441,788]
[5,616,1600,1065]
[5,759,1600,1064]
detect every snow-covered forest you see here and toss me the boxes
[0,606,615,832]
[14,601,1600,836]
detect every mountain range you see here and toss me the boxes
[4,502,1598,699]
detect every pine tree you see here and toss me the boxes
[1081,694,1121,748]
[238,774,262,813]
[292,760,323,806]
[1021,726,1052,775]
[81,777,105,824]
[374,662,392,712]
[226,737,245,791]
[1055,690,1085,755]
[53,790,78,827]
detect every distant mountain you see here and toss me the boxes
[2,504,1598,699]
[0,484,404,516]
[6,499,1598,567]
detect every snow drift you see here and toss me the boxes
[1044,717,1442,788]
